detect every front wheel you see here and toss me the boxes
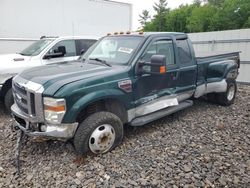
[216,80,237,106]
[73,112,124,155]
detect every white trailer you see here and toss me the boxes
[0,0,132,54]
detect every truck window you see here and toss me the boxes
[141,40,175,65]
[48,40,76,57]
[85,36,143,64]
[20,39,53,56]
[76,39,97,55]
[176,39,192,64]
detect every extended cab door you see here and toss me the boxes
[42,40,78,64]
[133,37,179,117]
[175,37,197,94]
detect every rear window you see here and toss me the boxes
[176,39,192,64]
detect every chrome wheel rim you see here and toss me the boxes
[227,85,235,101]
[89,124,115,154]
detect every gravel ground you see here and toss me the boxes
[0,85,249,188]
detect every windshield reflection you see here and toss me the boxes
[81,36,143,65]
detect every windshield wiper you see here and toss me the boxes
[89,58,112,67]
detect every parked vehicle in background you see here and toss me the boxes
[0,36,98,112]
[11,32,240,156]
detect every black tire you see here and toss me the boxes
[74,111,123,155]
[206,93,217,103]
[216,79,237,106]
[4,88,14,114]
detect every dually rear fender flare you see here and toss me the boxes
[224,64,239,80]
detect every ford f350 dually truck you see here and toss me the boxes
[11,32,240,155]
[0,36,98,112]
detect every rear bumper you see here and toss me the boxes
[11,103,78,141]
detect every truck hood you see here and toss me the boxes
[0,53,31,73]
[19,61,127,94]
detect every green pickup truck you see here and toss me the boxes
[11,32,240,155]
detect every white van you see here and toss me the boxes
[0,36,98,111]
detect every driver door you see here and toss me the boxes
[133,38,179,117]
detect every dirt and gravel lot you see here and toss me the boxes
[0,85,249,187]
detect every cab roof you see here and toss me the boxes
[106,32,187,39]
[40,36,99,40]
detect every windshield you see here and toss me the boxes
[20,39,54,56]
[81,36,144,64]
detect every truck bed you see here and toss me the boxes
[196,51,240,64]
[194,51,240,98]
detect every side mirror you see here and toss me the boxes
[58,46,66,55]
[138,55,166,75]
[43,46,66,59]
[80,49,85,55]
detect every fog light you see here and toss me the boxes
[40,125,47,132]
[30,123,39,131]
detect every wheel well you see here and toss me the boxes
[0,78,12,99]
[76,99,128,124]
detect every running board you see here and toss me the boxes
[130,100,193,126]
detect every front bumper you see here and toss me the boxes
[11,103,78,141]
[0,84,3,95]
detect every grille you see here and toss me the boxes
[13,82,36,116]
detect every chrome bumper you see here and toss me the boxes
[0,84,3,94]
[11,104,78,141]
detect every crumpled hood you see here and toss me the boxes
[18,61,127,95]
[0,53,31,73]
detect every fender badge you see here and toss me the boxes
[118,79,132,93]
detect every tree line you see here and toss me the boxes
[139,0,250,33]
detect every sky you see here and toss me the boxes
[115,0,194,30]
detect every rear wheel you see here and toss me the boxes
[4,88,14,113]
[216,80,237,106]
[74,111,123,155]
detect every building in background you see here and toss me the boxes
[189,29,250,84]
[0,0,132,54]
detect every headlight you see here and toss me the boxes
[43,97,66,124]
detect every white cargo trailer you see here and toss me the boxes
[0,0,132,54]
